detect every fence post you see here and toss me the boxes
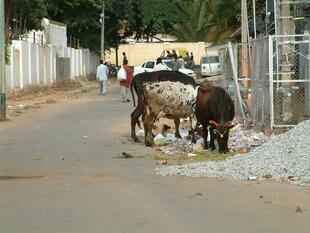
[308,34,310,117]
[0,0,6,121]
[228,42,246,123]
[268,35,274,130]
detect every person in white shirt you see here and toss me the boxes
[153,57,168,71]
[96,60,109,95]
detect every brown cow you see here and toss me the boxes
[195,85,235,153]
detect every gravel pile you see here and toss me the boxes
[155,120,310,186]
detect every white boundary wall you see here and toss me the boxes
[5,40,99,89]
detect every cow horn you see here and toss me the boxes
[225,121,234,127]
[209,120,218,127]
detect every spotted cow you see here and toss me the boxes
[142,81,198,146]
[130,70,196,142]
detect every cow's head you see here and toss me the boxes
[209,120,234,153]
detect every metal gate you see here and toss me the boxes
[269,34,310,129]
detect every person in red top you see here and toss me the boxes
[120,60,133,102]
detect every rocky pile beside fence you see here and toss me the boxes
[155,120,310,186]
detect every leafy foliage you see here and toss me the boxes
[4,0,267,51]
[4,0,48,40]
[173,0,209,42]
[46,0,102,51]
[172,0,266,44]
[126,0,183,41]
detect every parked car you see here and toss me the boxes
[200,55,221,77]
[133,59,196,79]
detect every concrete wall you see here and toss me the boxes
[5,40,99,89]
[105,42,209,66]
[42,18,67,47]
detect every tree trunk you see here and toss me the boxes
[4,0,12,41]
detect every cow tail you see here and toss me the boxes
[130,82,136,107]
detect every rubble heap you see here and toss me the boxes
[156,120,310,186]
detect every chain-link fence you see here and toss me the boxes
[217,43,251,122]
[251,37,271,132]
[271,35,310,128]
[210,34,309,132]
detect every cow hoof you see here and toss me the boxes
[132,136,140,142]
[219,149,229,154]
[145,141,153,147]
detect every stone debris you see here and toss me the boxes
[155,120,310,186]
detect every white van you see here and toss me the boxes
[200,55,221,77]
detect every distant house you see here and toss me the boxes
[22,18,67,47]
[42,18,67,47]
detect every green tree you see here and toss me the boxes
[126,0,183,41]
[205,0,240,44]
[173,0,208,42]
[4,0,48,41]
[46,0,133,52]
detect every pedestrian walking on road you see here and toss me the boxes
[188,52,195,69]
[154,57,168,71]
[122,52,128,65]
[172,55,181,71]
[120,60,133,102]
[96,60,109,95]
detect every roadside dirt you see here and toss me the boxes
[6,77,99,119]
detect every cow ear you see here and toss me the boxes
[198,86,210,93]
[209,120,218,127]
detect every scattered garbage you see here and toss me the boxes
[150,123,270,157]
[248,176,258,181]
[154,134,167,146]
[165,133,177,142]
[156,119,310,186]
[229,124,270,152]
[157,159,167,165]
[179,128,189,139]
[136,129,145,137]
[188,153,197,158]
[122,152,134,159]
[263,174,273,179]
[193,144,204,152]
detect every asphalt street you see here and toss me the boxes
[0,81,309,233]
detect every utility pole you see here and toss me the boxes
[253,0,257,39]
[100,1,105,60]
[241,0,248,79]
[0,0,6,121]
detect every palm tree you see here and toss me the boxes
[173,0,208,42]
[205,0,240,44]
[173,0,241,44]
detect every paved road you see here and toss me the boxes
[0,81,309,233]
